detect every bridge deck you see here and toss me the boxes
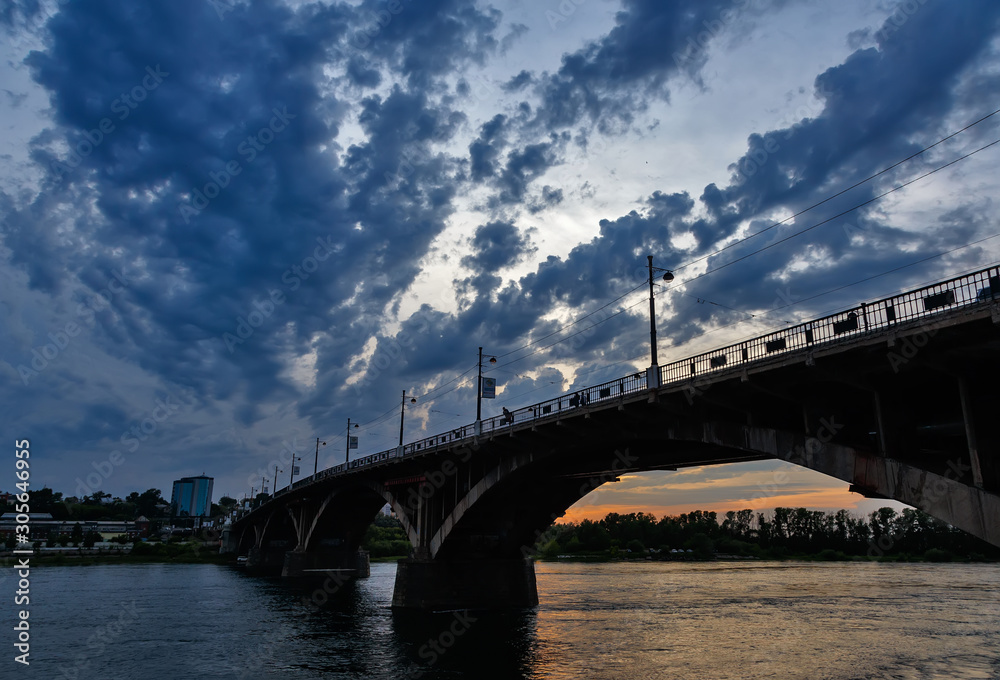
[236,264,999,524]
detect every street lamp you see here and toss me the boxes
[345,418,359,464]
[646,255,674,368]
[477,346,497,422]
[314,438,326,476]
[289,455,302,487]
[274,465,282,492]
[399,390,416,446]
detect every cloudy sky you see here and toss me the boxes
[2,0,999,520]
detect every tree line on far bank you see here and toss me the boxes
[534,507,1000,562]
[11,487,240,524]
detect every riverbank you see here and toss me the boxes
[0,542,231,566]
[7,548,996,568]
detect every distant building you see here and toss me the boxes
[170,475,214,517]
[0,514,143,541]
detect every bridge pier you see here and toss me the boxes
[281,549,370,579]
[391,558,538,610]
[245,545,286,576]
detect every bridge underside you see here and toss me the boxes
[228,304,1000,609]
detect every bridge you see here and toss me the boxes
[222,265,1000,609]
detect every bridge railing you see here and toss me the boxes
[479,369,649,434]
[658,265,999,386]
[258,265,999,510]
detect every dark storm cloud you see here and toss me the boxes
[530,0,780,133]
[675,0,1000,322]
[490,133,569,207]
[527,185,564,214]
[502,69,532,92]
[5,0,1000,495]
[468,114,508,182]
[396,0,1000,385]
[467,0,789,214]
[1,0,506,473]
[351,0,502,89]
[461,220,536,272]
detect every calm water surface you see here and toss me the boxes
[15,560,1000,679]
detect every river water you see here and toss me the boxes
[14,560,1000,679]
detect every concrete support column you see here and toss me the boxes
[957,376,986,489]
[246,546,285,576]
[246,546,263,570]
[391,558,538,610]
[219,526,236,554]
[282,549,371,579]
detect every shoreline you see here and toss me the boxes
[3,551,996,568]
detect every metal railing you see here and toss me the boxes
[659,265,998,385]
[256,265,999,510]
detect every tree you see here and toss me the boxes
[87,490,111,505]
[625,538,645,554]
[70,522,84,546]
[685,532,715,558]
[135,489,166,517]
[83,531,101,548]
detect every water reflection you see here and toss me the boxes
[237,565,544,679]
[391,609,541,679]
[26,560,1000,679]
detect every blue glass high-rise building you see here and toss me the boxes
[170,475,214,517]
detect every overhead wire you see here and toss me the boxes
[673,106,1000,274]
[678,138,1000,286]
[346,108,1000,432]
[478,110,1000,373]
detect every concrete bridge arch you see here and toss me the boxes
[224,268,1000,609]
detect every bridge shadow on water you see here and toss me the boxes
[253,565,543,679]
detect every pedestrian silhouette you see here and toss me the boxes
[502,407,514,424]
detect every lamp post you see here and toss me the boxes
[476,346,497,422]
[261,475,268,497]
[399,390,416,446]
[345,418,359,464]
[274,465,282,492]
[289,455,301,487]
[646,255,674,368]
[314,438,326,476]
